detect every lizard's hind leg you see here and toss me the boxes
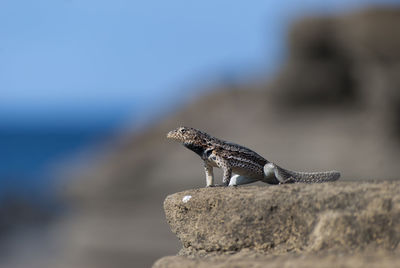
[228,174,259,186]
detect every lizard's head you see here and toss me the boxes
[167,126,201,144]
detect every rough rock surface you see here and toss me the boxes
[154,181,400,267]
[154,252,400,268]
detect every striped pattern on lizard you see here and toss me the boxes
[167,126,340,187]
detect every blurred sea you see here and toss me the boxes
[0,124,115,199]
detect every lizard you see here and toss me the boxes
[167,126,340,187]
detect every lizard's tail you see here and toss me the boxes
[273,164,340,183]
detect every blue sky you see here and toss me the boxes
[1,0,398,128]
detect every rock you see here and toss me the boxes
[153,252,400,268]
[273,7,400,115]
[154,181,400,267]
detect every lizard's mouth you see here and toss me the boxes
[167,127,188,142]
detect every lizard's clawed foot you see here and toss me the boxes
[278,177,296,184]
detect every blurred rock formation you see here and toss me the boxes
[273,8,400,139]
[24,7,400,268]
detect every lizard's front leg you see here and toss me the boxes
[204,161,214,187]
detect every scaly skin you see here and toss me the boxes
[167,127,340,187]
